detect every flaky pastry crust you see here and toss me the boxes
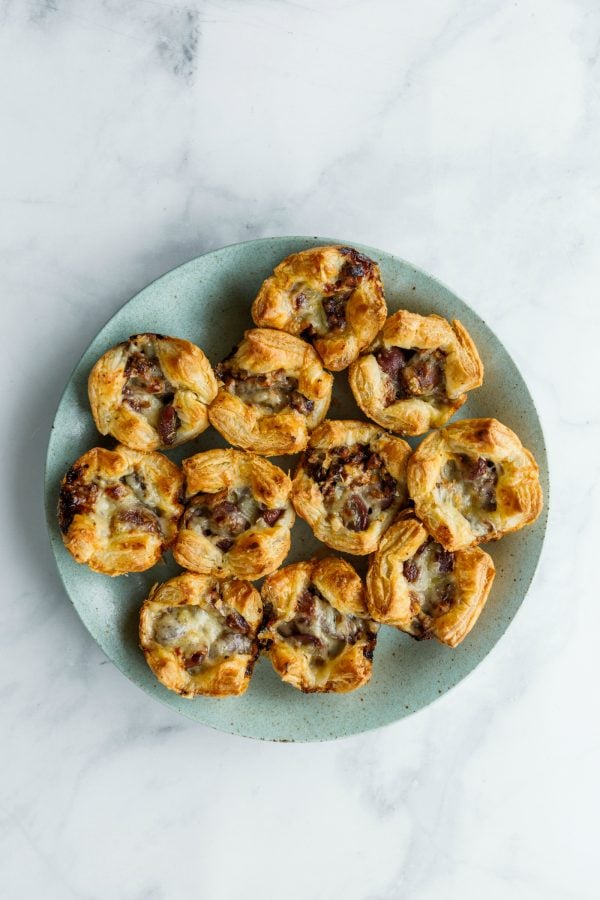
[407,418,543,550]
[173,449,295,580]
[58,444,183,575]
[366,512,495,647]
[349,310,483,435]
[88,333,218,451]
[291,420,411,555]
[139,572,262,697]
[251,246,387,371]
[208,328,333,456]
[259,558,378,693]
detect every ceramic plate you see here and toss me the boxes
[45,237,548,741]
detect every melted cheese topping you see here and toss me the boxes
[153,603,253,671]
[277,591,369,664]
[406,542,455,618]
[436,459,496,537]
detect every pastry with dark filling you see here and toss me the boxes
[291,420,411,555]
[407,418,543,550]
[88,333,218,451]
[208,328,333,456]
[259,558,378,693]
[251,246,387,371]
[349,310,483,435]
[58,444,183,575]
[366,512,495,647]
[139,572,262,697]
[173,449,295,580]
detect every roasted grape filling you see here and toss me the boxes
[438,454,500,533]
[215,362,314,416]
[402,538,457,639]
[288,248,376,339]
[272,586,374,666]
[183,487,284,552]
[305,443,398,532]
[121,338,180,445]
[58,464,166,539]
[376,346,447,407]
[152,589,254,673]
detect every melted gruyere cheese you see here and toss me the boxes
[153,604,253,670]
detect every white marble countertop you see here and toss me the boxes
[1,1,598,897]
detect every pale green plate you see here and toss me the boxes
[45,237,548,741]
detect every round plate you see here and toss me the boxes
[45,237,548,741]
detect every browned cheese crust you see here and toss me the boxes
[349,310,483,436]
[259,557,378,693]
[251,246,387,371]
[291,420,412,555]
[208,328,333,456]
[407,418,543,550]
[139,572,262,697]
[366,512,495,647]
[88,333,218,451]
[173,449,295,580]
[57,444,183,575]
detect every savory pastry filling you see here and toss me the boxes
[268,585,374,667]
[121,337,180,445]
[265,583,375,667]
[152,587,254,673]
[182,487,285,552]
[58,464,168,540]
[305,443,398,531]
[215,361,314,416]
[437,453,500,534]
[376,346,448,407]
[401,537,457,639]
[287,248,376,339]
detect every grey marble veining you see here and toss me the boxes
[0,1,598,897]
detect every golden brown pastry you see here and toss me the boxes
[139,572,262,697]
[291,420,411,555]
[407,418,543,550]
[88,333,218,451]
[251,245,387,371]
[173,449,295,580]
[259,558,378,693]
[349,310,483,435]
[57,444,183,575]
[208,328,333,456]
[366,512,495,647]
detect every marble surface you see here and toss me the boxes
[1,0,598,897]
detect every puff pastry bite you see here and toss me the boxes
[292,420,411,555]
[259,558,378,693]
[57,444,183,575]
[251,245,387,371]
[139,572,261,697]
[173,449,295,580]
[407,418,543,550]
[88,333,218,451]
[349,310,483,435]
[209,328,333,456]
[366,513,495,647]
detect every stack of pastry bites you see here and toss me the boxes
[58,246,543,698]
